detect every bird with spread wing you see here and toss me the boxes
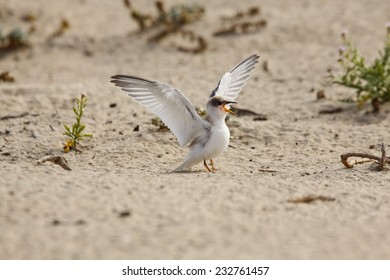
[111,54,259,172]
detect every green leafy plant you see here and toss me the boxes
[330,25,390,111]
[63,93,92,152]
[0,27,31,51]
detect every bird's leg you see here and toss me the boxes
[210,159,217,171]
[203,160,212,172]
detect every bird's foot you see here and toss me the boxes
[210,159,217,171]
[203,160,214,172]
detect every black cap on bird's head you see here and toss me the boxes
[208,96,237,116]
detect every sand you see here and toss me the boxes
[1,0,390,259]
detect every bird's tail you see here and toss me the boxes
[173,156,201,172]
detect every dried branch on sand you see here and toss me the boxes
[37,155,71,171]
[288,195,335,203]
[340,143,389,171]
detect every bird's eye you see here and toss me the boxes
[217,101,222,106]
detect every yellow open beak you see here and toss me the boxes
[223,104,237,116]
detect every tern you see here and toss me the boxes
[111,54,259,172]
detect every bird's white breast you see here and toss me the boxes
[202,122,230,160]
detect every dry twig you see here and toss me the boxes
[221,7,260,21]
[319,107,343,114]
[379,143,387,171]
[37,155,71,171]
[288,195,335,204]
[125,0,204,32]
[213,19,267,36]
[124,0,206,53]
[175,30,207,54]
[47,19,70,42]
[340,143,389,170]
[150,28,207,53]
[258,168,277,173]
[0,112,28,121]
[0,71,15,82]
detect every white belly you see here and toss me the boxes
[202,124,230,160]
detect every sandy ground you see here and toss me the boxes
[1,0,390,259]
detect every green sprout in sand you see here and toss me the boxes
[330,24,390,112]
[63,92,92,152]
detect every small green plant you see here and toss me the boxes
[63,93,92,152]
[0,27,31,51]
[330,25,390,111]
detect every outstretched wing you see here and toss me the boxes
[111,75,208,146]
[210,54,259,101]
